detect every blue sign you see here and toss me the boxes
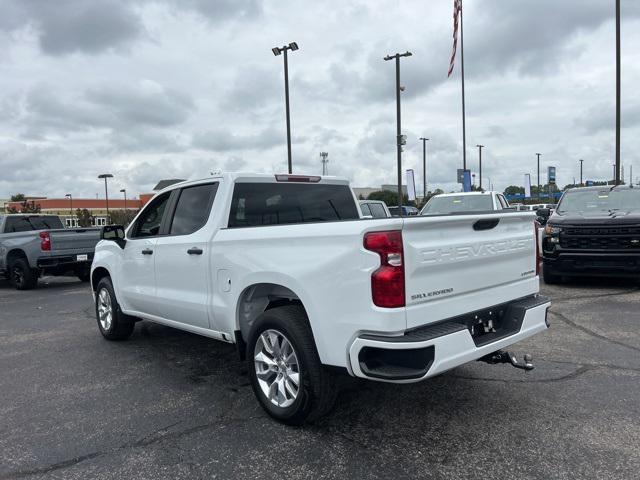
[548,166,556,184]
[586,180,594,186]
[462,170,472,192]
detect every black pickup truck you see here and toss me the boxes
[539,185,640,283]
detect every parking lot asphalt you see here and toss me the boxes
[1,276,639,480]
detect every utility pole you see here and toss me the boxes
[460,0,467,171]
[320,152,329,176]
[272,42,299,174]
[476,144,484,190]
[536,153,541,200]
[579,159,584,186]
[384,51,412,213]
[419,137,429,200]
[615,0,621,185]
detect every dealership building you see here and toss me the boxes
[4,196,153,227]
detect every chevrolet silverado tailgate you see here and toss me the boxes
[48,228,101,254]
[402,212,538,329]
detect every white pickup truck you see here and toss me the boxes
[91,173,550,424]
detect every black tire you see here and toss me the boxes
[95,277,135,340]
[246,305,337,425]
[77,271,91,282]
[9,257,38,290]
[543,265,562,285]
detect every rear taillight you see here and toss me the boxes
[364,230,405,308]
[39,231,51,251]
[534,222,540,276]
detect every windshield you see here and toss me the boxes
[557,189,640,214]
[421,195,493,215]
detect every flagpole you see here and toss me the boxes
[460,0,467,171]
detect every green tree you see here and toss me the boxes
[109,209,138,227]
[504,185,524,196]
[10,193,25,202]
[75,208,93,227]
[367,190,412,207]
[8,200,40,213]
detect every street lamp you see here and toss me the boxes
[272,41,299,174]
[419,137,429,201]
[64,193,73,216]
[98,174,113,225]
[120,188,127,211]
[476,144,484,190]
[536,153,541,200]
[384,50,413,213]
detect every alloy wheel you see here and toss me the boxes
[254,329,301,408]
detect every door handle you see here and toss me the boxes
[141,248,154,255]
[187,247,203,255]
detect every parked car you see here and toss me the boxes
[539,185,640,283]
[388,205,419,216]
[91,173,550,424]
[0,214,101,289]
[420,191,512,215]
[359,200,391,218]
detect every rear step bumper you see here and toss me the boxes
[348,295,550,383]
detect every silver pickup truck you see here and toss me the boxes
[0,214,101,290]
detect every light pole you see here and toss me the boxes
[65,193,73,216]
[419,137,429,200]
[320,152,329,175]
[615,0,621,185]
[579,159,584,186]
[476,144,484,190]
[272,42,299,174]
[384,50,412,213]
[98,174,113,224]
[536,153,541,200]
[120,189,127,211]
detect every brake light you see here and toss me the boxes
[534,222,540,276]
[364,230,405,308]
[274,174,321,183]
[39,231,51,251]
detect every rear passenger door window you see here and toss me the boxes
[4,217,32,233]
[360,204,371,216]
[169,183,218,235]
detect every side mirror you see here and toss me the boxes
[537,208,551,218]
[101,225,126,249]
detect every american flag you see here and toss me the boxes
[447,0,462,77]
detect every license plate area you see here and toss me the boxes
[456,301,528,347]
[76,254,88,261]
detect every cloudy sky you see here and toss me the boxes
[0,0,639,200]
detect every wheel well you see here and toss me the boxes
[91,267,110,292]
[6,249,27,265]
[236,283,305,342]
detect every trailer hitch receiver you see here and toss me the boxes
[479,350,534,371]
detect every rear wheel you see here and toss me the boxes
[246,305,337,425]
[543,266,562,285]
[9,258,38,290]
[95,277,135,340]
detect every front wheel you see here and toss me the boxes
[246,305,337,425]
[95,277,135,340]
